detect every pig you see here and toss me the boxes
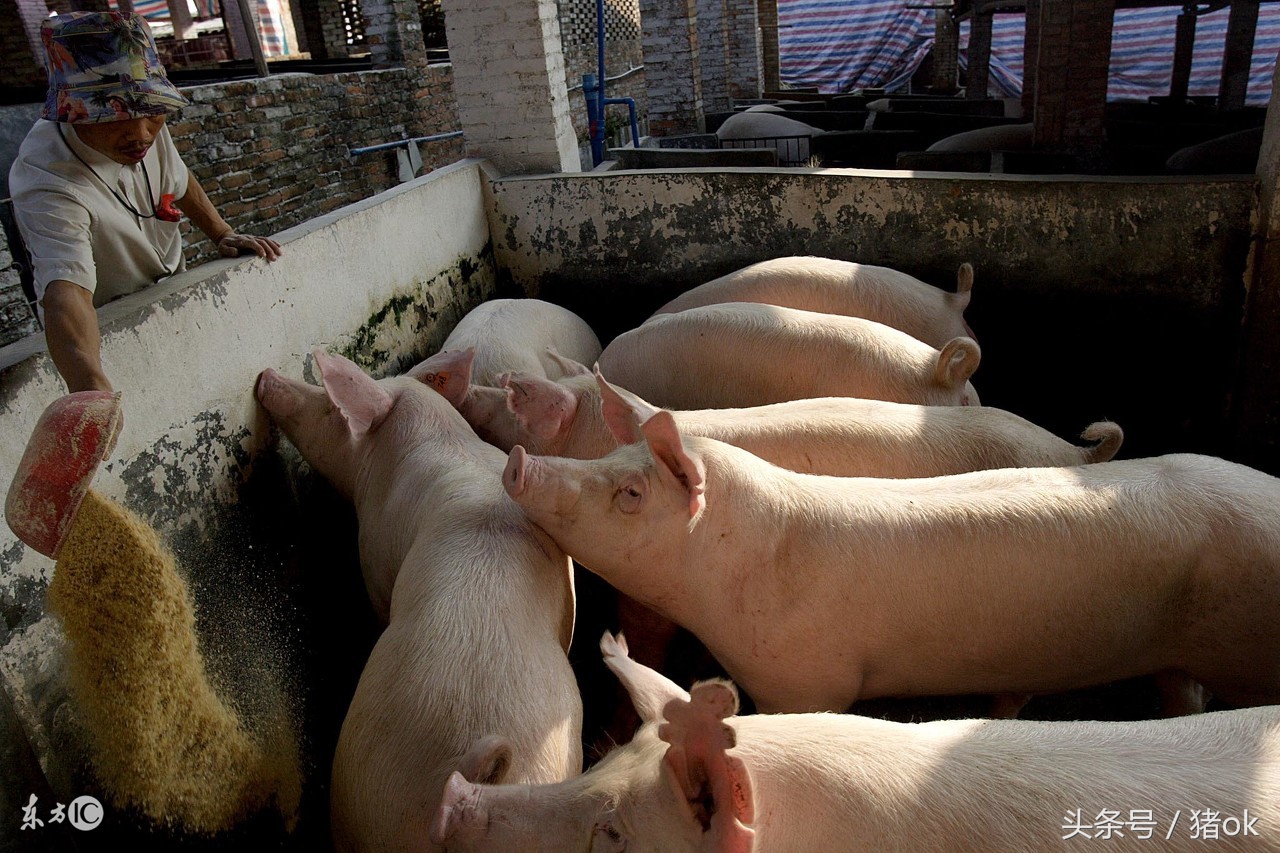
[927,122,1035,153]
[1165,127,1264,175]
[501,410,1280,717]
[254,348,582,853]
[596,302,981,410]
[431,632,1280,852]
[439,298,601,386]
[496,363,1120,726]
[653,258,975,349]
[715,112,822,163]
[490,359,1120,473]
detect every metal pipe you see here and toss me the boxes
[567,65,644,93]
[586,0,643,163]
[584,75,604,165]
[604,96,640,149]
[349,131,465,156]
[593,0,608,165]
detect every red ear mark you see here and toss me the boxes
[407,347,475,407]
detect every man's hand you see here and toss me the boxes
[217,233,283,261]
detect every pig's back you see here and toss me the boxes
[442,298,602,385]
[703,446,1280,708]
[599,303,946,409]
[679,397,1116,476]
[655,257,968,348]
[733,708,1280,852]
[332,459,581,852]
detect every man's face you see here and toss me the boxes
[75,115,167,166]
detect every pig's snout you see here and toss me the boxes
[429,771,485,844]
[505,445,529,499]
[254,368,280,401]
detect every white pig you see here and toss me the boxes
[440,298,602,385]
[715,112,822,163]
[255,349,582,853]
[502,411,1280,716]
[653,258,975,348]
[431,632,1280,853]
[596,303,981,410]
[489,359,1121,473]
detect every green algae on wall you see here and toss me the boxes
[340,242,498,376]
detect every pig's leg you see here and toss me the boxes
[598,594,682,750]
[1155,669,1208,717]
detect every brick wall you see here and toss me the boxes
[441,0,580,173]
[696,0,729,111]
[640,0,704,136]
[723,0,760,99]
[0,240,37,347]
[1033,0,1114,164]
[170,67,463,265]
[757,0,779,91]
[2,0,47,89]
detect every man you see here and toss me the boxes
[10,11,282,393]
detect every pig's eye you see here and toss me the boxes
[616,483,644,514]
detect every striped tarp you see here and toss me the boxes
[117,0,286,56]
[780,0,934,93]
[780,0,1279,105]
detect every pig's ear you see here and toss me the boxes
[407,348,474,408]
[935,337,981,389]
[501,373,579,444]
[601,632,690,724]
[954,262,975,310]
[543,347,593,378]
[595,368,656,445]
[659,680,756,853]
[313,350,393,435]
[640,411,706,519]
[457,735,513,785]
[430,772,481,845]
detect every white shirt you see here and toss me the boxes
[8,120,190,314]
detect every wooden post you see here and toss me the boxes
[1170,7,1196,102]
[167,0,197,40]
[235,0,271,77]
[966,0,993,99]
[1219,0,1260,110]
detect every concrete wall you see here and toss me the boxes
[0,159,499,850]
[486,168,1257,465]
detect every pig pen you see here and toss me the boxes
[0,158,1266,851]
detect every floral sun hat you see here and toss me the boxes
[41,11,190,124]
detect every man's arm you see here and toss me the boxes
[175,171,281,260]
[42,280,111,393]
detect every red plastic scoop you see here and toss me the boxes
[5,391,122,558]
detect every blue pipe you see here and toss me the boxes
[586,0,641,165]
